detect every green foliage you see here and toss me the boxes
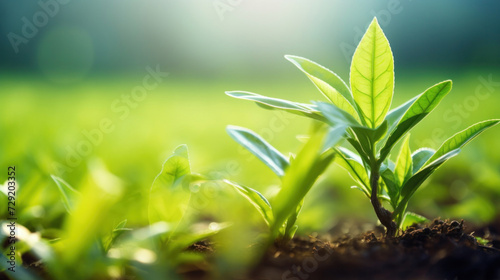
[149,145,225,249]
[225,126,340,242]
[227,126,290,177]
[149,144,193,244]
[51,175,80,214]
[227,17,500,236]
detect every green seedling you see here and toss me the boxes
[227,17,499,236]
[149,145,226,251]
[225,125,343,242]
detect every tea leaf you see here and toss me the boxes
[425,119,500,165]
[226,91,326,121]
[379,80,452,161]
[394,134,412,186]
[227,125,289,177]
[223,180,273,226]
[350,17,394,128]
[385,96,418,133]
[285,55,360,122]
[351,120,388,150]
[378,96,418,149]
[380,166,398,207]
[316,101,361,128]
[335,147,370,197]
[411,148,435,173]
[395,149,461,216]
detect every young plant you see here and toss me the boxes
[149,145,225,252]
[224,125,343,242]
[227,17,499,236]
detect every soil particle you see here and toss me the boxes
[248,219,500,280]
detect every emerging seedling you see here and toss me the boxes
[225,125,343,242]
[227,17,499,236]
[149,145,226,250]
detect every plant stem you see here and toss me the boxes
[370,165,397,237]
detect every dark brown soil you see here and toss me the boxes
[244,219,500,280]
[5,219,500,280]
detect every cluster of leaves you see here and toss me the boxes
[226,17,499,236]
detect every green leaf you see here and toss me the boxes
[394,149,461,216]
[380,166,398,207]
[283,200,304,240]
[153,145,191,188]
[316,101,361,128]
[350,17,394,128]
[271,130,336,237]
[51,175,80,214]
[425,119,500,165]
[227,125,289,177]
[103,219,131,253]
[351,120,388,148]
[385,96,418,133]
[377,96,418,149]
[379,80,452,161]
[323,126,348,151]
[411,148,435,174]
[335,147,370,197]
[346,137,371,165]
[317,101,387,160]
[149,145,192,241]
[223,180,273,226]
[226,91,326,122]
[394,134,413,186]
[401,212,429,230]
[285,55,360,122]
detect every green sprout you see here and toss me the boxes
[149,145,226,252]
[224,125,343,243]
[227,17,499,237]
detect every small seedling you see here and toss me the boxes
[225,125,342,242]
[149,145,225,250]
[227,17,499,236]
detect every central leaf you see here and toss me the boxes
[350,17,394,128]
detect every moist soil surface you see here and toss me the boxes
[183,219,500,280]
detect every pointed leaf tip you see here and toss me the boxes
[350,15,394,128]
[285,55,360,121]
[227,125,289,177]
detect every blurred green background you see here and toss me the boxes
[1,1,499,235]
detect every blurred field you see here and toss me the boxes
[2,68,500,234]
